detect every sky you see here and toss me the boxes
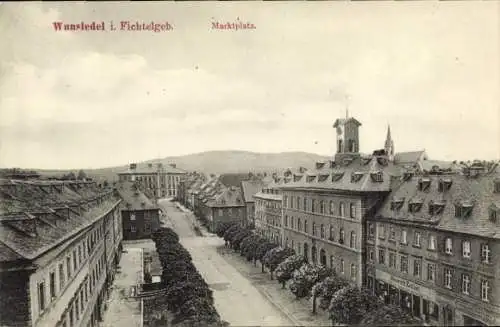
[0,2,498,169]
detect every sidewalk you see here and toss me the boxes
[217,246,332,327]
[173,202,218,238]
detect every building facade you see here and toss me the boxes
[241,179,265,228]
[116,182,161,240]
[254,182,283,245]
[0,179,122,327]
[117,162,186,199]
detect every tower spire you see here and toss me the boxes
[345,94,350,119]
[384,124,394,160]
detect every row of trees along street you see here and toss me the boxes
[216,222,420,327]
[149,228,229,327]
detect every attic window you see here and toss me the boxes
[331,172,344,182]
[293,174,302,182]
[455,202,473,219]
[329,161,336,169]
[318,174,329,182]
[390,198,405,211]
[418,178,431,192]
[351,172,364,183]
[370,171,383,183]
[361,157,373,166]
[408,200,423,213]
[428,201,446,215]
[306,175,316,183]
[342,158,354,166]
[377,157,388,166]
[438,178,453,192]
[316,162,325,170]
[489,204,498,222]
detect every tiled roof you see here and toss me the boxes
[218,173,251,188]
[118,163,186,175]
[280,155,401,193]
[0,179,120,263]
[241,180,265,203]
[394,150,427,165]
[377,169,500,238]
[206,187,245,208]
[420,160,462,173]
[116,182,158,211]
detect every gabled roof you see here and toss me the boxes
[377,169,500,238]
[116,182,158,211]
[394,150,427,165]
[206,187,245,208]
[241,180,265,203]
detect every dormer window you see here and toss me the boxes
[418,178,431,191]
[402,171,414,181]
[361,157,373,165]
[329,161,336,169]
[376,157,388,166]
[318,174,329,182]
[332,172,344,182]
[370,171,383,183]
[342,158,354,166]
[489,204,498,222]
[494,180,500,193]
[390,198,405,211]
[293,174,302,182]
[455,202,473,219]
[408,200,423,213]
[351,172,364,183]
[438,178,453,192]
[306,175,316,183]
[428,201,446,216]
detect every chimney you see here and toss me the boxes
[130,163,137,170]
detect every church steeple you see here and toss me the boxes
[384,125,394,160]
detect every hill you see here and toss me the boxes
[36,151,331,182]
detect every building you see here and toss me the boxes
[241,179,266,228]
[366,162,500,326]
[178,172,207,210]
[254,178,283,244]
[117,162,186,199]
[116,182,161,240]
[0,178,122,327]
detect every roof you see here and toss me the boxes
[118,163,186,175]
[254,191,282,201]
[280,155,401,193]
[377,169,500,238]
[0,179,120,263]
[241,180,265,203]
[394,150,427,165]
[206,187,245,208]
[420,160,462,173]
[218,173,251,188]
[116,182,158,211]
[333,117,362,128]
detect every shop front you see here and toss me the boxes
[375,269,441,326]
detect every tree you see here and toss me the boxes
[328,285,383,325]
[262,247,295,280]
[223,224,243,245]
[360,304,420,326]
[215,222,236,238]
[311,275,349,314]
[256,241,278,272]
[288,264,332,299]
[240,235,266,264]
[231,229,253,251]
[275,255,306,288]
[77,169,87,180]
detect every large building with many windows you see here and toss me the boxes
[117,162,186,199]
[254,178,283,244]
[0,178,122,327]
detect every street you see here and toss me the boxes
[158,199,294,326]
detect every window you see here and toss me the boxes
[73,250,77,271]
[78,246,82,264]
[38,281,46,312]
[389,227,396,241]
[144,223,151,234]
[311,199,316,212]
[66,256,72,279]
[59,263,65,290]
[481,280,490,302]
[218,209,223,217]
[340,259,345,274]
[80,291,84,311]
[320,200,325,214]
[369,249,375,262]
[130,214,136,221]
[389,252,396,268]
[350,264,357,281]
[329,201,334,215]
[350,232,356,248]
[131,226,137,232]
[444,268,453,289]
[339,229,345,244]
[49,272,56,299]
[312,222,316,236]
[339,203,345,217]
[445,238,453,255]
[400,256,408,274]
[462,241,471,258]
[304,220,308,233]
[297,197,300,210]
[428,235,436,250]
[75,298,79,320]
[329,226,334,240]
[284,215,288,227]
[320,224,325,238]
[368,223,375,239]
[413,259,421,277]
[350,203,356,218]
[401,230,407,244]
[298,218,302,231]
[330,255,334,269]
[378,224,385,239]
[303,198,307,211]
[481,244,491,263]
[378,249,385,265]
[462,274,471,295]
[427,263,435,282]
[495,181,500,193]
[414,232,421,247]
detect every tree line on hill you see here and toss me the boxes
[216,222,420,326]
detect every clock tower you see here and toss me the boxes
[333,112,362,155]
